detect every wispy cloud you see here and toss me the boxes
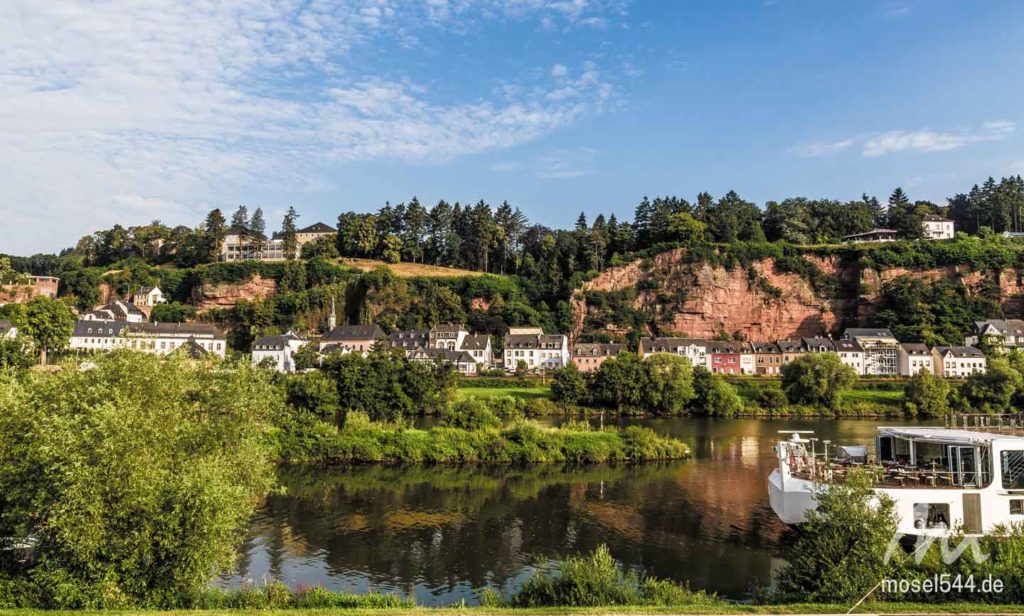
[788,139,856,158]
[863,121,1014,157]
[0,1,620,252]
[489,161,522,172]
[789,121,1015,159]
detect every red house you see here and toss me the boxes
[709,341,745,375]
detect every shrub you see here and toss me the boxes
[511,545,719,607]
[441,398,502,430]
[0,353,279,608]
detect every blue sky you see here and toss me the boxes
[3,0,1024,254]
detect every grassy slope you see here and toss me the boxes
[6,604,1024,615]
[338,258,486,278]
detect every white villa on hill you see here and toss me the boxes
[503,332,569,371]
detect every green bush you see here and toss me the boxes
[511,545,719,607]
[441,398,502,430]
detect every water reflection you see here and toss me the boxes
[222,417,936,605]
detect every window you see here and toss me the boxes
[1002,451,1024,489]
[1011,499,1024,516]
[913,503,951,529]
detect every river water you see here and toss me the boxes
[221,417,935,605]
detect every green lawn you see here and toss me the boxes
[840,389,903,405]
[456,385,553,400]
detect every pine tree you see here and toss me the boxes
[862,193,886,228]
[885,187,922,239]
[281,207,299,259]
[250,208,267,253]
[202,208,226,263]
[230,205,249,237]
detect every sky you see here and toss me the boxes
[3,0,1024,255]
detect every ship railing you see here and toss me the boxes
[946,412,1024,435]
[790,459,968,489]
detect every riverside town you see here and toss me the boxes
[5,3,1024,615]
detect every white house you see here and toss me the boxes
[842,228,898,243]
[898,342,935,376]
[70,320,227,357]
[251,331,307,372]
[81,301,146,323]
[638,337,710,369]
[132,286,165,308]
[503,333,569,371]
[429,324,468,350]
[460,333,493,367]
[932,346,987,378]
[833,339,865,375]
[0,320,16,339]
[922,214,954,240]
[408,347,478,375]
[221,232,288,262]
[843,328,900,375]
[966,319,1024,350]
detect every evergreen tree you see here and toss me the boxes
[281,207,299,259]
[202,208,227,263]
[250,208,267,252]
[885,187,923,239]
[230,205,249,236]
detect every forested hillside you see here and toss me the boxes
[5,175,1024,350]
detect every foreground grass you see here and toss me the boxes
[6,603,1024,615]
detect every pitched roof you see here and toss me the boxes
[802,337,835,351]
[843,327,897,340]
[504,333,565,349]
[322,324,386,342]
[125,322,225,339]
[923,214,952,222]
[934,345,985,359]
[776,339,805,353]
[638,337,706,353]
[388,329,429,350]
[833,339,864,352]
[135,286,159,294]
[900,342,930,354]
[411,348,475,363]
[431,324,466,334]
[751,342,781,353]
[253,332,304,350]
[707,340,751,354]
[73,320,129,337]
[460,333,491,350]
[572,342,625,357]
[298,222,337,234]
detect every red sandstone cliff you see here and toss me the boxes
[571,248,1023,342]
[191,274,277,312]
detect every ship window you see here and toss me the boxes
[913,503,950,530]
[1002,451,1024,489]
[1010,499,1024,516]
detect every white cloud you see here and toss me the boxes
[863,121,1015,157]
[0,1,618,253]
[489,161,522,172]
[788,139,856,158]
[551,63,569,78]
[789,121,1015,159]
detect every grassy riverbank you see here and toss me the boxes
[277,414,690,464]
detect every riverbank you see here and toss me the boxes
[276,415,690,464]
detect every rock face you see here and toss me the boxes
[192,274,277,312]
[571,248,1023,342]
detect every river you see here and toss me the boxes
[220,416,937,605]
